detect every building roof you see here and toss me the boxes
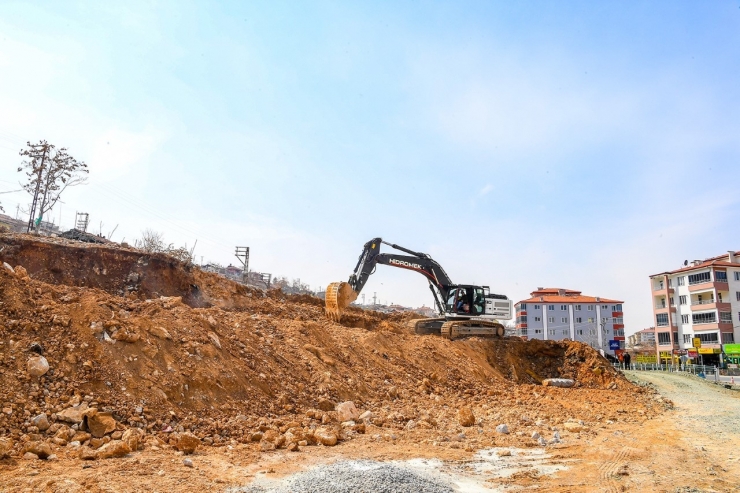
[516,287,623,306]
[650,251,739,277]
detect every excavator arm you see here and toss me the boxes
[325,237,454,320]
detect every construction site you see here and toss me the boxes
[0,232,737,492]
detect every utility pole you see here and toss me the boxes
[235,246,250,284]
[25,142,51,233]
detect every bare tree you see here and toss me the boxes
[18,141,88,233]
[135,229,166,253]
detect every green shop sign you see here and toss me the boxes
[723,344,740,355]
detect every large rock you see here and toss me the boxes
[0,437,13,458]
[56,403,89,424]
[457,407,475,427]
[27,355,49,377]
[24,441,52,459]
[174,432,200,455]
[97,440,131,459]
[79,446,98,460]
[496,424,510,434]
[336,401,360,422]
[85,411,117,438]
[314,427,338,446]
[317,399,336,411]
[122,428,145,451]
[31,413,50,431]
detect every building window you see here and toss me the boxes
[681,315,689,324]
[548,305,555,311]
[548,317,555,323]
[656,313,669,326]
[723,333,735,343]
[587,305,594,311]
[669,297,674,306]
[614,329,624,337]
[683,334,692,343]
[534,329,542,334]
[534,317,541,322]
[561,317,568,323]
[716,271,728,282]
[688,272,711,285]
[613,317,624,324]
[668,278,674,288]
[574,304,581,310]
[720,312,732,323]
[735,272,740,281]
[673,331,678,343]
[736,292,740,302]
[588,317,594,323]
[576,317,582,323]
[520,328,528,335]
[517,315,527,324]
[679,295,687,305]
[658,332,671,344]
[534,304,540,309]
[677,276,685,286]
[548,329,555,335]
[520,303,527,310]
[561,305,567,311]
[697,332,719,343]
[692,312,716,324]
[577,329,583,335]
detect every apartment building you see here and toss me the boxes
[649,250,740,366]
[514,288,625,357]
[627,327,656,347]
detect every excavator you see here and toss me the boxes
[325,237,513,340]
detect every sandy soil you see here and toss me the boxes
[3,371,739,492]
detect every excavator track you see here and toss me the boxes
[440,319,505,340]
[406,318,447,335]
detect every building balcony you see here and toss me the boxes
[688,281,728,293]
[516,323,527,329]
[612,311,623,318]
[654,305,676,312]
[690,301,730,312]
[516,310,527,317]
[652,286,674,295]
[692,322,733,332]
[614,323,625,330]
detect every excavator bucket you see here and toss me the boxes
[325,281,358,321]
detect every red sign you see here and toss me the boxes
[688,350,698,358]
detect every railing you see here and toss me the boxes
[653,285,665,291]
[614,362,720,378]
[692,318,717,325]
[689,277,712,286]
[691,299,716,306]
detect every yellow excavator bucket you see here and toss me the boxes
[325,281,358,321]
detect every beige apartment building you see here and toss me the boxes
[649,250,740,366]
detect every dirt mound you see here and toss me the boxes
[0,234,662,461]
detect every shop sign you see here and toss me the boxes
[697,348,721,354]
[672,349,687,355]
[609,340,620,350]
[723,343,740,355]
[688,350,698,358]
[692,337,702,348]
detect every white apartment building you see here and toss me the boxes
[649,250,740,365]
[514,288,625,357]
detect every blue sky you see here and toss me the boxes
[1,1,739,333]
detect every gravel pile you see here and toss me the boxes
[230,460,455,493]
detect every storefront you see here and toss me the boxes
[697,347,722,366]
[723,344,740,365]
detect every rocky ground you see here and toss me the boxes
[0,233,670,491]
